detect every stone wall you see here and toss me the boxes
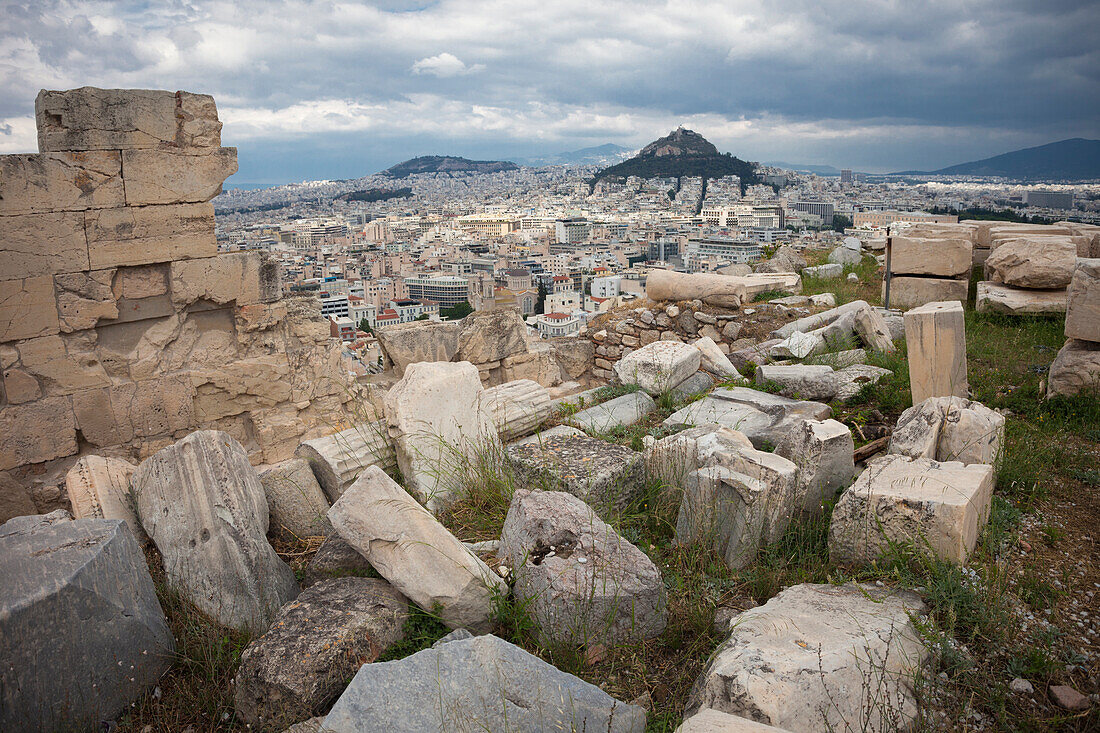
[0,88,356,508]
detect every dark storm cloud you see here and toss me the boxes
[1,0,1096,179]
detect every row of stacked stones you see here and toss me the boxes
[1048,258,1100,398]
[0,87,358,518]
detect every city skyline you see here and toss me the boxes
[2,0,1098,183]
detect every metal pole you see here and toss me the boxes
[884,225,893,310]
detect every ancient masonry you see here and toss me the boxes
[0,88,356,506]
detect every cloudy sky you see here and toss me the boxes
[2,0,1097,183]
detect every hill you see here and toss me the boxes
[896,138,1100,181]
[594,127,758,185]
[381,155,518,178]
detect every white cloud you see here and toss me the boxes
[410,52,483,78]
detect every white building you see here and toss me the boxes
[590,275,622,298]
[534,312,582,338]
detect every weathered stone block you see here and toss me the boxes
[457,308,529,363]
[384,361,498,513]
[0,151,124,215]
[829,454,994,564]
[905,300,968,404]
[0,211,89,281]
[36,87,222,152]
[71,375,195,448]
[569,390,657,432]
[64,455,144,541]
[688,583,927,732]
[500,489,667,647]
[0,471,37,523]
[614,340,701,395]
[233,577,407,729]
[86,203,217,268]
[0,396,77,470]
[646,269,747,307]
[0,514,174,732]
[12,334,110,395]
[132,430,299,631]
[890,236,972,278]
[121,147,238,205]
[324,634,646,732]
[775,418,854,515]
[1065,258,1100,342]
[191,354,293,421]
[986,237,1076,289]
[0,275,59,341]
[479,379,552,442]
[975,281,1067,314]
[260,457,331,538]
[327,465,505,631]
[889,396,1004,466]
[676,709,792,732]
[374,319,461,376]
[755,364,837,401]
[169,250,281,307]
[296,421,396,502]
[54,268,119,331]
[883,276,968,310]
[1047,339,1100,399]
[507,433,646,511]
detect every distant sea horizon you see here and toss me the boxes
[223,182,286,190]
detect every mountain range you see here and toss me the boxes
[520,143,633,166]
[895,138,1100,181]
[594,128,758,185]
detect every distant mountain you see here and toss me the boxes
[381,155,518,178]
[522,143,633,166]
[594,127,758,185]
[766,161,842,176]
[896,138,1100,181]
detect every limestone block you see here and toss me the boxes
[36,87,222,152]
[673,370,716,399]
[479,379,552,442]
[508,424,586,448]
[499,489,667,647]
[232,577,407,729]
[883,275,968,310]
[384,361,498,513]
[132,430,299,631]
[0,275,60,341]
[500,342,562,387]
[375,319,461,376]
[54,268,118,332]
[121,147,238,205]
[688,583,927,732]
[851,302,897,352]
[755,365,838,401]
[1065,258,1100,342]
[889,396,1004,466]
[985,237,1076,289]
[1047,339,1100,399]
[692,336,744,380]
[646,269,747,308]
[113,264,169,300]
[889,237,972,278]
[0,471,36,523]
[829,454,994,564]
[301,533,373,587]
[324,634,646,733]
[776,419,854,516]
[64,455,143,540]
[0,151,123,215]
[0,211,89,280]
[975,281,1067,315]
[568,390,657,432]
[327,465,505,631]
[0,515,174,732]
[0,396,77,470]
[72,374,195,448]
[664,388,832,452]
[768,330,822,359]
[736,273,802,298]
[614,340,701,395]
[260,458,331,538]
[86,203,217,269]
[832,364,892,401]
[170,251,281,308]
[827,245,861,266]
[802,263,842,279]
[12,334,110,395]
[457,308,529,363]
[1,366,40,403]
[507,433,646,511]
[191,354,293,421]
[904,300,968,404]
[296,421,397,502]
[552,337,594,379]
[676,709,792,732]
